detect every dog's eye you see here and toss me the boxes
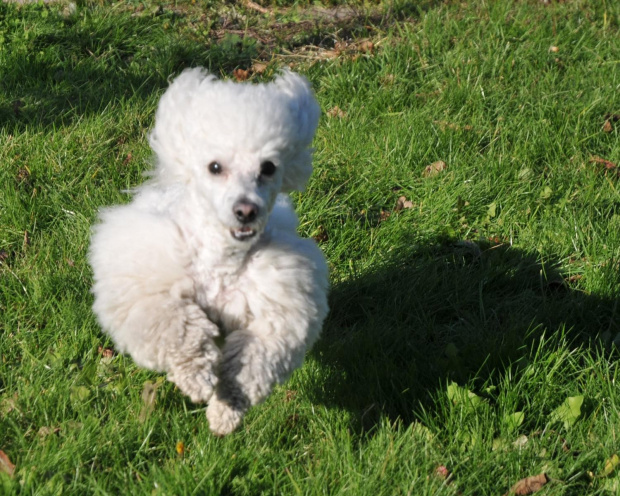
[208,161,223,175]
[260,161,276,177]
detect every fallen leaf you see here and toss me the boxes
[600,454,620,478]
[507,473,549,495]
[394,196,414,211]
[312,225,328,243]
[0,450,15,477]
[513,435,529,448]
[381,74,395,86]
[434,465,450,480]
[549,46,559,53]
[334,40,348,53]
[446,382,483,411]
[379,210,391,222]
[122,153,132,166]
[139,380,162,421]
[251,61,268,74]
[233,68,250,81]
[327,106,346,118]
[504,411,525,432]
[70,385,91,403]
[97,346,115,358]
[434,120,473,132]
[549,395,584,429]
[539,185,553,199]
[590,156,617,170]
[244,0,270,14]
[37,426,61,439]
[0,393,19,415]
[176,440,185,457]
[284,390,297,402]
[359,40,374,53]
[603,120,613,133]
[15,167,30,184]
[423,161,447,177]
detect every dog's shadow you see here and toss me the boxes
[309,237,620,432]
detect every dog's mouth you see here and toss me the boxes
[230,226,257,241]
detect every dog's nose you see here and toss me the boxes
[233,199,259,224]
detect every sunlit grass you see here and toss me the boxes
[1,0,620,493]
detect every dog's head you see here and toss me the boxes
[148,68,320,244]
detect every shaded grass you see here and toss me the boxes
[1,0,620,494]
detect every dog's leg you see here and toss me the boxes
[206,329,311,436]
[91,208,221,404]
[206,239,329,436]
[165,299,221,404]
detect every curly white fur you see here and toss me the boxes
[89,68,329,436]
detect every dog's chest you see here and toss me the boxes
[192,262,252,334]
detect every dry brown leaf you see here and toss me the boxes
[245,0,270,14]
[97,346,115,358]
[603,120,613,133]
[359,40,374,53]
[334,41,348,53]
[0,393,19,415]
[423,161,447,177]
[139,380,161,421]
[549,45,559,53]
[16,167,30,184]
[312,225,329,243]
[37,426,61,439]
[434,120,472,132]
[285,390,297,402]
[233,68,250,81]
[379,210,391,222]
[394,196,414,211]
[122,153,133,166]
[251,62,268,74]
[434,465,450,480]
[507,473,549,495]
[0,450,15,477]
[416,89,442,99]
[380,74,395,86]
[589,156,617,170]
[327,106,346,118]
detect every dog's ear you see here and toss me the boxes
[274,70,321,192]
[148,68,216,183]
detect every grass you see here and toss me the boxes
[1,0,619,493]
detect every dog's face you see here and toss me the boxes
[194,149,285,243]
[149,68,320,245]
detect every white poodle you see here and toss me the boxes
[89,68,329,436]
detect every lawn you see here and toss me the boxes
[1,0,619,493]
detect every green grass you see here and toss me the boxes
[1,0,620,493]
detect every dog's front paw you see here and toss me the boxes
[206,396,244,436]
[168,368,217,404]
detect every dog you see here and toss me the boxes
[89,68,329,436]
